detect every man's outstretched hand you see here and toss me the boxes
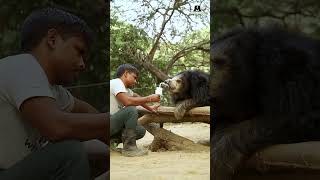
[149,104,160,114]
[147,94,161,103]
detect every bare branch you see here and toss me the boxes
[165,40,210,73]
[147,0,178,62]
[127,47,169,81]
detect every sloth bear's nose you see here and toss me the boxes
[164,79,171,84]
[160,82,169,89]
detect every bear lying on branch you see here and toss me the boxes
[211,25,320,179]
[161,70,210,120]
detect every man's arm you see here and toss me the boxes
[71,98,109,144]
[72,97,99,113]
[20,97,109,143]
[116,92,160,107]
[132,92,158,112]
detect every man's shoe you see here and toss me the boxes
[121,128,148,157]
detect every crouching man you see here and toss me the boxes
[0,8,108,180]
[110,64,160,156]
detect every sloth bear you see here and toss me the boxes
[161,70,210,120]
[211,25,320,179]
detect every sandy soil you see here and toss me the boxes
[110,123,210,180]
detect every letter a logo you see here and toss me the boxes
[194,5,201,12]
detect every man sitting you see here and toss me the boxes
[110,64,160,156]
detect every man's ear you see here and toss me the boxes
[123,70,129,78]
[46,28,59,49]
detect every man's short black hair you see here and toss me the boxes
[21,7,93,51]
[116,64,139,78]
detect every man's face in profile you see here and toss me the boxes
[124,71,138,88]
[51,34,88,85]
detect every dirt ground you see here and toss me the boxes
[110,122,210,180]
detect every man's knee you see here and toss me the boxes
[123,106,138,118]
[51,140,89,164]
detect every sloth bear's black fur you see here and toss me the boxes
[211,26,320,179]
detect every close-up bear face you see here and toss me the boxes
[162,74,186,94]
[210,31,257,101]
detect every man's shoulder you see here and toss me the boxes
[0,53,47,84]
[110,78,128,95]
[110,78,123,86]
[110,78,121,83]
[0,53,35,63]
[0,54,38,71]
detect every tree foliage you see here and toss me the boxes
[111,0,210,105]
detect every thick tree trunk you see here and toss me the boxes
[137,106,210,152]
[143,123,209,152]
[245,142,320,172]
[137,106,210,120]
[139,61,169,81]
[138,114,209,125]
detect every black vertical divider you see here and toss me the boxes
[105,0,111,179]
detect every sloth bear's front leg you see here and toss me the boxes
[174,99,197,120]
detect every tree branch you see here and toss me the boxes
[165,40,210,73]
[127,47,169,81]
[143,123,209,152]
[147,0,177,62]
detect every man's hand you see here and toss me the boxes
[147,94,161,103]
[141,103,160,114]
[149,104,160,114]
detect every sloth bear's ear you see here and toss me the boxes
[190,72,208,103]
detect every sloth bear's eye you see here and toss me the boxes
[176,79,182,83]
